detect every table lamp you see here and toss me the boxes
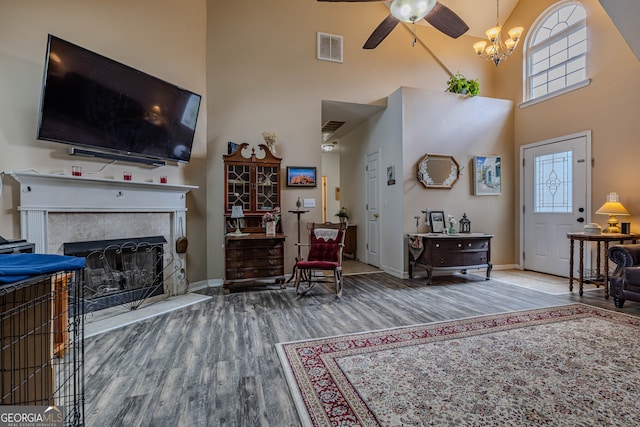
[595,192,629,233]
[230,205,245,235]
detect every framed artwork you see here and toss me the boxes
[286,166,317,187]
[429,211,445,233]
[474,156,502,196]
[387,165,396,186]
[227,141,239,155]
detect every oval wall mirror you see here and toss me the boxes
[417,154,460,189]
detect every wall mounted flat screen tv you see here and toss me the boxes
[37,35,201,164]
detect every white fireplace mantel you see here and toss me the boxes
[4,170,197,212]
[3,170,198,295]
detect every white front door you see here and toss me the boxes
[522,132,591,277]
[366,151,381,267]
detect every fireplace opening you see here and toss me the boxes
[64,236,167,312]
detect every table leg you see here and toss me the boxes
[579,240,584,296]
[569,238,575,292]
[596,241,602,283]
[604,242,610,299]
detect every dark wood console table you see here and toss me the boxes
[408,233,493,285]
[566,232,639,298]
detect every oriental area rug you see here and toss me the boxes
[276,304,640,426]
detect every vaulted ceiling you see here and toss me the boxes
[425,0,520,38]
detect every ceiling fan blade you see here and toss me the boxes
[363,14,400,49]
[425,2,469,39]
[317,0,382,2]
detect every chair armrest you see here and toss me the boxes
[609,244,640,275]
[624,266,640,285]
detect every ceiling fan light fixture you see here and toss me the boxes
[390,0,436,23]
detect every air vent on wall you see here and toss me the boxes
[317,32,343,63]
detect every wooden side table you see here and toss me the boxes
[343,224,357,260]
[566,232,639,298]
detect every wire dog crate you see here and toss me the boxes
[1,267,85,426]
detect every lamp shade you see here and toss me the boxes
[508,26,524,40]
[473,41,487,55]
[231,205,244,219]
[485,26,501,42]
[596,192,629,215]
[595,202,630,216]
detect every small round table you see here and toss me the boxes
[566,232,640,298]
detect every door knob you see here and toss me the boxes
[577,217,584,223]
[373,213,379,219]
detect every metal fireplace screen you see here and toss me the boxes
[64,236,168,312]
[0,269,85,426]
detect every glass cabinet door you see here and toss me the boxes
[227,164,251,212]
[256,165,279,211]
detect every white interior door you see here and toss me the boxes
[522,132,590,277]
[366,152,381,267]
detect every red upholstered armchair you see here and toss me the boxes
[294,222,347,297]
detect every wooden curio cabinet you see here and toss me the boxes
[223,143,281,232]
[223,143,285,291]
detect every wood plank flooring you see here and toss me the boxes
[84,272,640,426]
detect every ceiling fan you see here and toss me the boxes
[318,0,469,49]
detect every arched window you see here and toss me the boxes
[524,1,588,104]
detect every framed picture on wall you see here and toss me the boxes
[429,211,445,233]
[227,141,239,155]
[474,156,502,196]
[286,166,317,187]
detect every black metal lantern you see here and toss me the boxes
[459,213,471,233]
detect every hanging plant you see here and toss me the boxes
[445,72,480,97]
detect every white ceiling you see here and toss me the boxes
[420,0,521,38]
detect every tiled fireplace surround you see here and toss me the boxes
[5,170,196,296]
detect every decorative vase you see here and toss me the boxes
[266,221,276,236]
[448,224,455,234]
[339,216,346,223]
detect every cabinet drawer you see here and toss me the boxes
[465,239,490,250]
[432,252,488,267]
[226,239,283,249]
[226,258,284,269]
[432,239,489,251]
[432,254,464,267]
[226,266,284,280]
[226,246,283,259]
[464,252,489,265]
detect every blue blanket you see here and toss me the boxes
[0,254,86,284]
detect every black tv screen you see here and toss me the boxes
[37,35,201,163]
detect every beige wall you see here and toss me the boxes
[207,0,497,278]
[2,0,636,281]
[401,88,514,268]
[498,0,640,255]
[0,0,208,281]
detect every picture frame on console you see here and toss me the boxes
[429,211,445,233]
